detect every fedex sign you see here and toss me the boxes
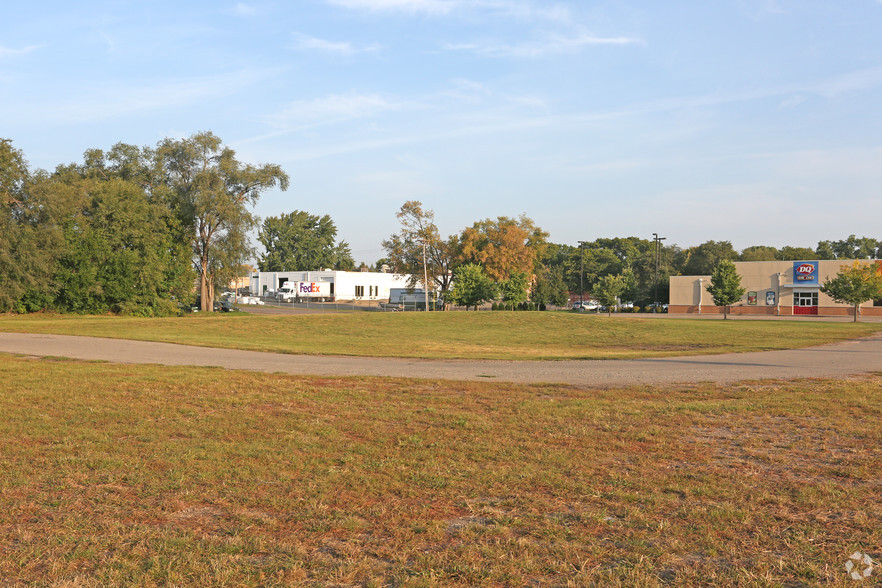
[299,282,321,293]
[793,261,818,284]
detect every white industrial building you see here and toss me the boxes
[249,270,417,302]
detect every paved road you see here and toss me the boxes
[2,332,882,387]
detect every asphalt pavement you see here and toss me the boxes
[2,331,881,388]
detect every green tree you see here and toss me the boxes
[820,261,882,322]
[593,274,626,316]
[448,263,496,310]
[705,260,746,320]
[531,266,569,308]
[50,176,190,315]
[563,237,662,304]
[540,242,576,271]
[0,141,65,312]
[563,244,621,298]
[157,132,288,311]
[499,272,529,308]
[257,211,353,272]
[832,235,879,259]
[779,245,819,260]
[814,241,836,260]
[682,240,738,275]
[740,245,778,261]
[382,201,456,297]
[457,215,548,282]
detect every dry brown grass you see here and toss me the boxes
[1,354,880,586]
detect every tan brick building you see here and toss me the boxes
[669,260,882,317]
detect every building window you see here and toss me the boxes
[355,285,364,297]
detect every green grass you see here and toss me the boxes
[1,312,881,360]
[1,354,879,586]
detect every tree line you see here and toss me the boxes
[379,201,882,310]
[1,133,286,314]
[3,132,880,315]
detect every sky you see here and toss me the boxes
[3,0,882,263]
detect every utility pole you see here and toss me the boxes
[578,240,587,306]
[422,239,429,311]
[652,233,667,310]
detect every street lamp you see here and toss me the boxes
[653,233,667,310]
[578,240,588,307]
[421,239,429,311]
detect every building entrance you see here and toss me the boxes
[793,291,818,315]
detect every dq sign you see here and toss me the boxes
[793,261,819,285]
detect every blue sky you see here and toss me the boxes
[3,0,882,263]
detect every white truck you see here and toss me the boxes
[275,281,332,302]
[386,288,443,311]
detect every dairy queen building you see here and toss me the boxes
[669,259,882,317]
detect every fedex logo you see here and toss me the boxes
[299,282,320,293]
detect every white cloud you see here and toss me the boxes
[326,0,459,14]
[739,0,788,19]
[13,68,278,125]
[266,93,404,130]
[480,1,575,24]
[803,66,882,97]
[325,0,572,20]
[292,33,379,55]
[572,65,882,122]
[0,45,40,59]
[441,78,545,109]
[225,3,258,16]
[352,170,435,200]
[445,32,639,58]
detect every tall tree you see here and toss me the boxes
[499,272,530,308]
[382,200,455,296]
[531,266,569,308]
[681,240,738,275]
[705,260,746,320]
[156,132,288,311]
[0,140,64,312]
[593,274,627,317]
[831,235,879,259]
[448,263,496,310]
[740,245,778,261]
[50,176,191,315]
[257,211,353,271]
[820,261,882,322]
[563,237,665,303]
[814,241,836,260]
[457,215,548,282]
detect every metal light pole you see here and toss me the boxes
[578,240,587,307]
[421,239,429,311]
[653,233,667,310]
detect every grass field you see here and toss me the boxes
[1,312,881,360]
[1,354,879,586]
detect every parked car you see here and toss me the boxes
[193,296,234,312]
[572,301,599,312]
[214,299,233,312]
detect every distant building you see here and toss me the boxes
[670,259,882,317]
[249,270,416,302]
